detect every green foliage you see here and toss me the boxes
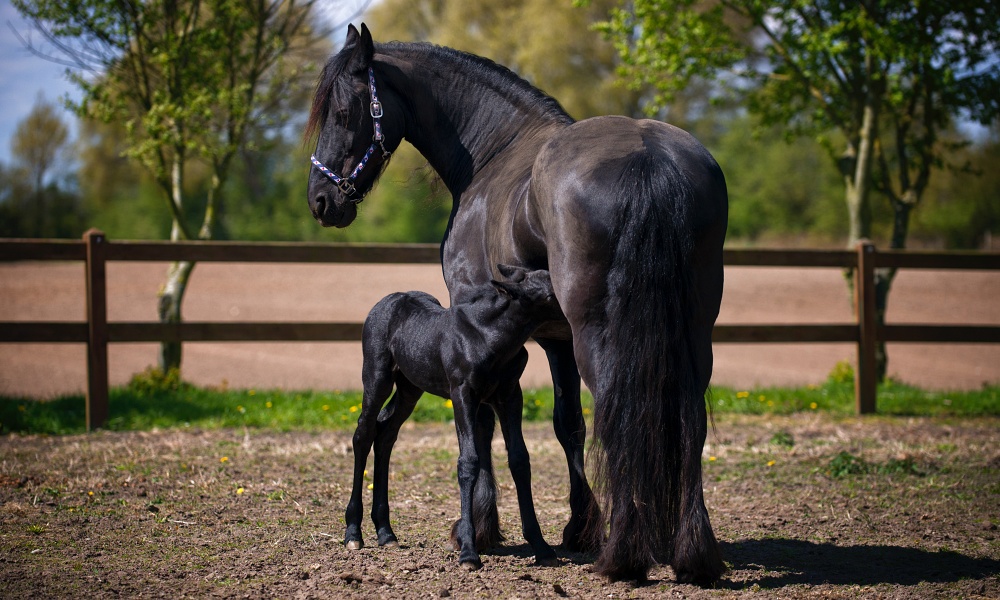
[826,451,870,478]
[827,361,855,385]
[825,451,926,478]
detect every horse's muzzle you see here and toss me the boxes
[309,190,357,228]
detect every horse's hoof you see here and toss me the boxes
[535,557,560,568]
[345,540,363,550]
[380,539,400,549]
[460,559,482,571]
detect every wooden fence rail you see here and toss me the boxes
[2,229,999,429]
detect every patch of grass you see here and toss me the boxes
[0,363,995,434]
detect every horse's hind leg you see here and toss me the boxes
[672,241,726,584]
[537,339,602,552]
[670,325,725,584]
[371,377,422,547]
[345,357,396,549]
[494,380,557,566]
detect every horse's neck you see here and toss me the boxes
[381,50,566,197]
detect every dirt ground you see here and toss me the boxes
[1,262,998,398]
[1,414,998,598]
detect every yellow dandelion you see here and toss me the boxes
[88,491,94,496]
[758,395,766,402]
[582,407,592,415]
[237,405,245,414]
[349,405,359,413]
[810,402,818,410]
[236,487,245,495]
[736,391,750,399]
[265,401,273,409]
[249,390,256,396]
[367,483,374,490]
[534,399,542,407]
[444,399,453,409]
[766,460,776,467]
[363,469,369,479]
[220,456,229,463]
[708,456,717,462]
[322,405,330,411]
[767,400,774,407]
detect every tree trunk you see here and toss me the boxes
[157,259,196,372]
[841,81,887,380]
[157,152,193,373]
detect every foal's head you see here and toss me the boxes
[490,264,562,322]
[305,23,401,228]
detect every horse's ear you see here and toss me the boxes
[345,23,360,48]
[496,263,527,282]
[348,23,375,73]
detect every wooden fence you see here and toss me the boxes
[2,228,998,429]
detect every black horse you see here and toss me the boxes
[307,24,728,584]
[346,265,563,569]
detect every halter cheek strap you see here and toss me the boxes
[310,67,391,203]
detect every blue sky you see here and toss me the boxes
[0,0,82,165]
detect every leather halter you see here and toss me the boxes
[310,67,391,203]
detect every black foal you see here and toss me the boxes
[345,264,563,569]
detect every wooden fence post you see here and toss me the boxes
[84,229,109,430]
[854,240,877,414]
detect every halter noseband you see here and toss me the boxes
[310,67,391,203]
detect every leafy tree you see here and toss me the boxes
[2,95,86,237]
[14,0,330,373]
[589,0,1000,379]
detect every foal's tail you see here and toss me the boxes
[590,150,723,582]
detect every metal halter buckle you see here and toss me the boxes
[370,101,383,119]
[337,179,356,197]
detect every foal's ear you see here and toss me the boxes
[495,263,527,282]
[345,22,375,73]
[490,279,518,300]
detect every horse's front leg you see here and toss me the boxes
[370,377,422,547]
[537,338,602,552]
[450,384,483,570]
[493,379,558,566]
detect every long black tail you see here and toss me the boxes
[589,150,711,580]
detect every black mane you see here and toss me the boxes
[306,40,573,143]
[378,41,574,125]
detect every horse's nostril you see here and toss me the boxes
[313,194,327,218]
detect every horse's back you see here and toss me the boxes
[534,116,726,222]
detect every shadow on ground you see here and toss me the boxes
[719,538,1000,588]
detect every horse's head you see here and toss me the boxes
[490,264,563,321]
[305,23,399,228]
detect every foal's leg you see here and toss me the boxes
[537,338,602,552]
[370,377,422,547]
[450,385,484,569]
[345,355,396,549]
[493,379,558,566]
[450,403,502,551]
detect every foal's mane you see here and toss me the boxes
[305,40,573,143]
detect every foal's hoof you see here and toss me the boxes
[460,560,482,572]
[345,540,363,550]
[535,557,560,568]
